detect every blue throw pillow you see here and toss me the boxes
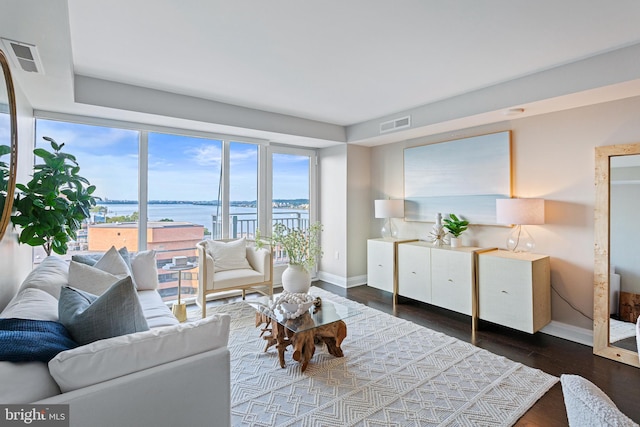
[0,318,78,362]
[58,276,149,345]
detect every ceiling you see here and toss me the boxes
[4,1,640,147]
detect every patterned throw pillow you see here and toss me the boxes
[58,277,149,345]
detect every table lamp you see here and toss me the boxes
[374,199,404,239]
[496,198,544,252]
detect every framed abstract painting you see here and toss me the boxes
[404,131,512,224]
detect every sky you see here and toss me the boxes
[34,119,309,201]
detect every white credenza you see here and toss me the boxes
[396,242,484,316]
[478,250,551,333]
[367,238,416,294]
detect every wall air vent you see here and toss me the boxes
[379,115,411,134]
[1,38,44,74]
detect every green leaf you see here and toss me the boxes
[33,148,54,160]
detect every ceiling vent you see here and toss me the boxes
[379,115,411,134]
[1,38,44,74]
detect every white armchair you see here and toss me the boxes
[196,238,273,318]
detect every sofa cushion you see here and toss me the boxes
[131,250,160,290]
[0,318,77,362]
[0,361,61,403]
[17,256,69,299]
[58,277,149,345]
[560,374,637,427]
[48,314,231,392]
[205,238,251,272]
[137,290,179,328]
[0,288,59,321]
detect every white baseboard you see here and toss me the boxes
[317,271,367,288]
[540,320,593,347]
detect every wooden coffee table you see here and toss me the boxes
[250,295,360,372]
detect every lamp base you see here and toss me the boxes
[381,218,398,239]
[506,224,535,252]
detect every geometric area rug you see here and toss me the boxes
[198,287,558,427]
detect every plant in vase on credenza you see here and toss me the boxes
[11,137,98,256]
[443,213,468,248]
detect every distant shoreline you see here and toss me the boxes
[99,199,309,207]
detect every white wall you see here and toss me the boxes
[318,145,348,282]
[0,78,35,310]
[346,145,370,283]
[369,95,640,332]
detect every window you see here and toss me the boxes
[228,141,258,239]
[268,147,316,267]
[147,132,222,300]
[32,117,317,300]
[35,119,139,264]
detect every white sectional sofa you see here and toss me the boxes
[0,255,231,427]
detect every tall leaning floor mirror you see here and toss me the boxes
[594,142,640,367]
[0,48,18,243]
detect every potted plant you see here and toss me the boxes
[443,213,468,248]
[11,137,98,256]
[256,221,322,294]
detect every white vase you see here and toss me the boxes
[282,264,311,294]
[450,237,462,248]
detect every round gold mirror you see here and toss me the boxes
[0,49,18,242]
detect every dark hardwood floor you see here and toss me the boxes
[309,281,640,426]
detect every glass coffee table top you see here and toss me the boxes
[247,293,361,334]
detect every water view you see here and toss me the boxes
[99,202,309,230]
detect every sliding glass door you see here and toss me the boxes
[268,146,317,267]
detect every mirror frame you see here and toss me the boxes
[594,142,640,367]
[0,49,17,243]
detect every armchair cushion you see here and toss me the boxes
[211,269,265,290]
[204,238,251,272]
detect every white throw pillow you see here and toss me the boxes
[560,374,638,427]
[0,288,59,321]
[131,250,159,290]
[94,246,132,278]
[67,246,132,295]
[67,261,122,295]
[205,238,251,272]
[48,314,230,392]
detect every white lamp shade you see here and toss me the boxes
[496,198,545,225]
[374,199,405,218]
